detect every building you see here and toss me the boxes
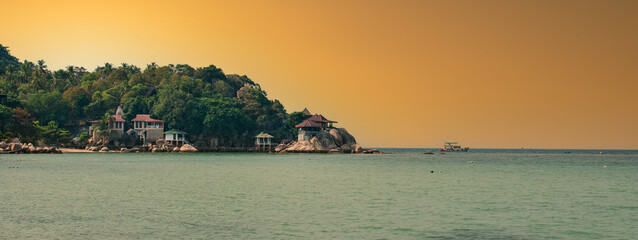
[255,132,274,151]
[131,114,164,145]
[89,105,126,141]
[164,130,187,147]
[295,108,338,141]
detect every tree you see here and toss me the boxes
[195,64,226,84]
[285,111,307,136]
[0,44,19,74]
[9,108,41,143]
[26,90,71,126]
[40,121,71,145]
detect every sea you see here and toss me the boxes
[1,148,637,239]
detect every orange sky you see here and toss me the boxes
[2,0,637,149]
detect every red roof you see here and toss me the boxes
[307,114,337,123]
[112,115,125,122]
[302,108,312,116]
[295,119,322,128]
[131,114,163,123]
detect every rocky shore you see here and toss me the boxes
[2,128,379,154]
[0,139,62,154]
[275,128,381,154]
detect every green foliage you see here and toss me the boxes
[5,107,41,143]
[78,132,90,143]
[0,43,297,145]
[286,111,307,136]
[0,44,19,75]
[40,121,71,145]
[26,90,71,126]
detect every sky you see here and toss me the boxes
[2,0,637,149]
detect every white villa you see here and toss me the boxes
[164,130,187,146]
[255,132,274,151]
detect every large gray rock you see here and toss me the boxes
[180,144,198,152]
[0,141,7,148]
[336,128,357,146]
[310,131,337,151]
[341,144,351,152]
[328,129,343,147]
[99,147,109,152]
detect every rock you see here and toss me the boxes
[336,128,357,146]
[354,144,363,153]
[120,148,130,153]
[156,139,165,145]
[151,147,160,152]
[0,141,7,148]
[71,137,80,145]
[328,148,341,153]
[180,144,198,152]
[124,129,138,147]
[100,147,109,152]
[10,138,21,144]
[90,146,100,151]
[328,129,343,146]
[310,131,337,151]
[341,144,351,152]
[9,143,22,151]
[172,147,180,152]
[131,147,141,152]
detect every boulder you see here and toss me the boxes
[354,144,364,153]
[310,131,337,151]
[172,147,180,152]
[120,148,131,153]
[10,138,21,144]
[341,144,351,152]
[0,141,7,148]
[328,148,341,153]
[100,147,109,152]
[9,143,22,151]
[180,144,198,152]
[336,128,356,145]
[151,147,160,152]
[131,147,141,152]
[124,129,138,147]
[90,146,100,151]
[328,129,343,147]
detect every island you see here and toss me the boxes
[0,44,377,154]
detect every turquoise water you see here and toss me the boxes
[1,149,637,239]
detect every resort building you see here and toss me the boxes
[164,130,187,147]
[131,114,164,144]
[255,132,274,151]
[89,105,126,141]
[295,108,338,141]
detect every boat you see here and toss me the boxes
[440,142,469,152]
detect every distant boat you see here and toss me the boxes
[424,151,434,154]
[440,142,469,152]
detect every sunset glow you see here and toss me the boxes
[3,0,637,149]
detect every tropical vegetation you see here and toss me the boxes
[0,44,300,146]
